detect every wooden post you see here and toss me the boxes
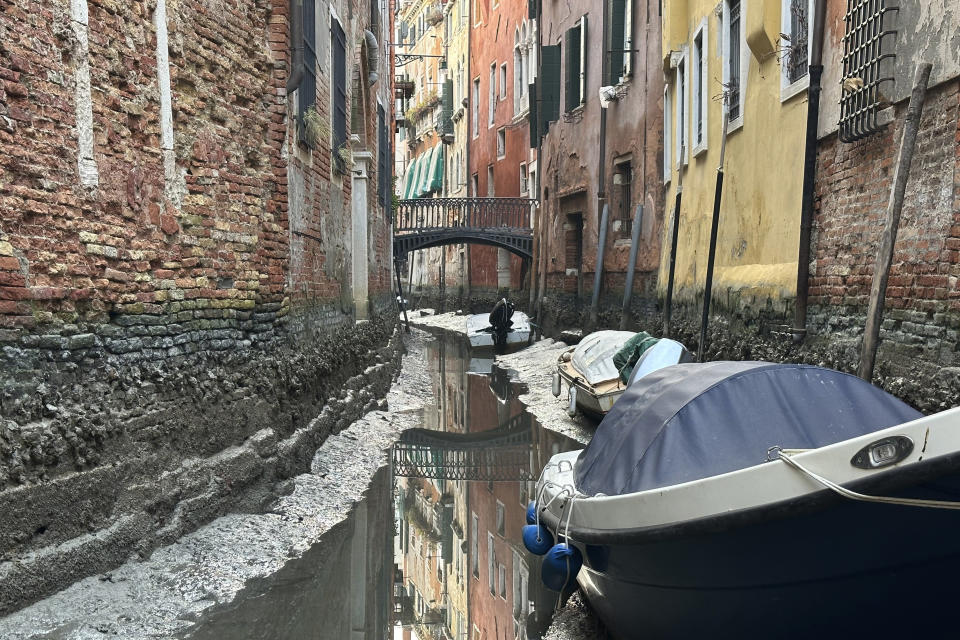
[859,63,932,381]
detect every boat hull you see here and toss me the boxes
[466,312,530,348]
[576,476,960,637]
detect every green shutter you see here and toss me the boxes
[528,78,539,148]
[608,0,626,85]
[441,79,454,137]
[541,44,561,130]
[564,27,577,111]
[401,155,418,199]
[579,16,587,105]
[528,0,536,19]
[429,145,445,193]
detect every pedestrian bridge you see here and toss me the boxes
[392,412,534,482]
[393,197,537,260]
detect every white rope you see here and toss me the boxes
[777,449,960,510]
[557,496,577,609]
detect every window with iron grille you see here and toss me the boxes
[692,21,707,152]
[332,17,348,172]
[838,0,897,143]
[675,53,687,165]
[726,0,741,121]
[785,0,809,84]
[298,0,317,146]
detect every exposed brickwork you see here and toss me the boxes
[810,79,960,365]
[0,0,395,612]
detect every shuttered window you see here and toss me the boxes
[377,104,388,208]
[564,17,586,111]
[607,0,632,84]
[332,17,348,172]
[299,0,317,145]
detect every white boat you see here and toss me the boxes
[466,311,530,348]
[531,361,960,637]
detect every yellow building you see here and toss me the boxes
[659,0,814,313]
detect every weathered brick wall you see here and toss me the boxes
[0,0,396,613]
[810,79,960,365]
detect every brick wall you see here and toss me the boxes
[810,79,960,366]
[0,0,395,612]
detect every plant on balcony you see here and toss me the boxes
[404,90,441,125]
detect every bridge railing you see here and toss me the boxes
[394,197,538,233]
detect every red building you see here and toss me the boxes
[467,0,538,298]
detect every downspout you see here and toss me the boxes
[365,30,380,86]
[286,0,304,94]
[589,0,610,330]
[791,0,827,342]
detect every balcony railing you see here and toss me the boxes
[394,197,536,232]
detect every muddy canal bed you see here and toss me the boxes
[0,326,599,639]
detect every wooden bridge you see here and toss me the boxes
[393,197,537,260]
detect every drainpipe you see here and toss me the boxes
[619,204,643,329]
[791,0,827,343]
[286,0,304,94]
[589,0,610,330]
[364,30,380,86]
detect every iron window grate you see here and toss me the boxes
[838,0,898,143]
[786,0,809,84]
[728,0,741,121]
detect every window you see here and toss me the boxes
[471,172,479,196]
[487,165,494,196]
[471,513,479,578]
[607,0,634,84]
[377,104,388,207]
[488,64,496,126]
[498,563,506,598]
[496,501,505,536]
[472,77,480,138]
[496,128,506,159]
[675,49,688,166]
[564,16,587,111]
[331,15,348,172]
[514,30,523,114]
[692,20,708,154]
[781,0,813,100]
[614,159,632,236]
[488,533,495,593]
[722,0,744,123]
[520,163,528,194]
[663,85,672,183]
[297,0,318,146]
[500,63,507,100]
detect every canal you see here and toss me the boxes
[181,330,582,640]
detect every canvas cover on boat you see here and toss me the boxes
[571,331,636,386]
[611,332,659,383]
[574,361,923,496]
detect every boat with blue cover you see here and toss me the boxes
[528,361,960,637]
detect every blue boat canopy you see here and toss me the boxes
[574,362,922,496]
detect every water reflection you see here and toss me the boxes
[183,333,580,640]
[393,336,580,640]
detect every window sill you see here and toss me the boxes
[692,142,707,158]
[727,115,744,135]
[781,75,810,103]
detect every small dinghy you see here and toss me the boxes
[553,332,692,417]
[466,298,530,349]
[527,361,960,637]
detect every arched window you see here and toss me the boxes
[513,28,522,114]
[519,22,529,112]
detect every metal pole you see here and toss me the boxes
[698,109,729,362]
[619,204,644,330]
[663,146,684,338]
[395,257,410,332]
[588,204,610,330]
[859,63,932,381]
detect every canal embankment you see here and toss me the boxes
[0,328,435,639]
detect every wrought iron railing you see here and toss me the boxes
[394,197,537,233]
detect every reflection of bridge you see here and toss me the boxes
[393,197,537,260]
[393,413,533,481]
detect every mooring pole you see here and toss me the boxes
[620,204,644,330]
[588,204,611,330]
[698,109,729,362]
[395,257,410,333]
[663,147,684,338]
[859,63,932,382]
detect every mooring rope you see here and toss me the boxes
[775,447,960,510]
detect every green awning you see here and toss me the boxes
[417,146,437,197]
[401,157,415,199]
[428,144,444,193]
[402,155,420,199]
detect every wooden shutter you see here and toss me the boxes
[377,104,387,206]
[579,16,587,105]
[332,18,348,169]
[540,44,561,129]
[528,78,539,148]
[564,26,579,111]
[299,0,317,145]
[608,0,625,85]
[441,79,454,136]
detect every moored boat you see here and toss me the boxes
[529,361,960,637]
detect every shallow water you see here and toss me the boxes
[184,332,581,640]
